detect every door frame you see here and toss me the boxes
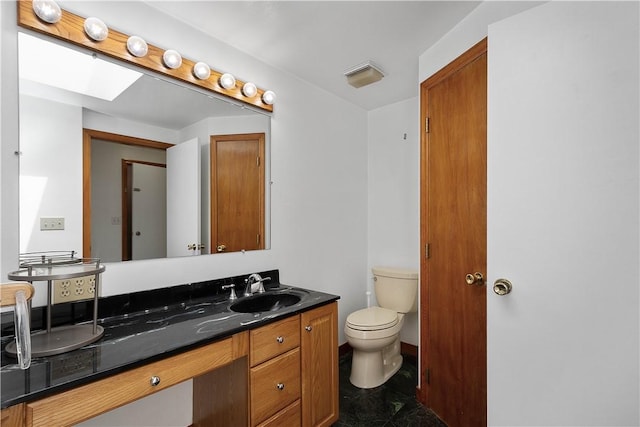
[418,38,488,405]
[82,129,172,257]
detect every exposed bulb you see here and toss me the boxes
[193,62,211,80]
[242,82,257,98]
[262,90,276,105]
[32,0,62,24]
[84,17,109,41]
[163,50,182,69]
[127,36,148,58]
[219,73,236,90]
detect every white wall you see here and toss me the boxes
[19,96,83,272]
[1,1,367,425]
[367,97,420,346]
[418,1,544,83]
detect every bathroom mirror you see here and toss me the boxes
[18,32,271,262]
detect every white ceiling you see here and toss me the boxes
[145,1,482,111]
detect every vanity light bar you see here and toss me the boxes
[18,0,275,112]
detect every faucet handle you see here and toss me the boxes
[221,283,237,300]
[257,276,272,293]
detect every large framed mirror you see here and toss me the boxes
[18,31,271,263]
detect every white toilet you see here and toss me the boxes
[344,266,418,389]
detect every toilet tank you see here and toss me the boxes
[373,267,418,313]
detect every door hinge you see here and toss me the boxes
[425,117,430,134]
[256,156,260,167]
[425,243,430,259]
[257,234,261,246]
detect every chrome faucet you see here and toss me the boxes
[244,273,271,296]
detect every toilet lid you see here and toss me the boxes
[346,306,398,331]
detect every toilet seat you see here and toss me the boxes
[346,306,398,331]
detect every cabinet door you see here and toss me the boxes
[1,404,25,427]
[300,302,338,427]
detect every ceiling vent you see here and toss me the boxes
[344,61,384,88]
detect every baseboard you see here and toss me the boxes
[400,342,418,358]
[339,341,418,358]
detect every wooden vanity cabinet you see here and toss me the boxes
[301,302,339,427]
[249,315,301,426]
[3,333,247,427]
[0,403,25,427]
[248,302,338,427]
[1,302,338,427]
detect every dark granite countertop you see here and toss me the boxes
[0,270,339,408]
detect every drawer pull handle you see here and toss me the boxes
[276,336,284,344]
[276,383,285,391]
[305,325,312,332]
[150,376,161,387]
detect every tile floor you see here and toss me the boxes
[334,352,446,427]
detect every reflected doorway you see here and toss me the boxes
[122,160,167,261]
[83,129,171,261]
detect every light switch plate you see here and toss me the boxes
[40,217,65,230]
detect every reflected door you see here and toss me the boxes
[210,133,265,253]
[128,162,167,260]
[167,138,201,257]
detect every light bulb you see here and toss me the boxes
[193,62,211,80]
[242,82,257,98]
[84,17,108,41]
[262,90,276,105]
[219,73,236,90]
[163,50,182,69]
[127,36,148,58]
[32,0,62,24]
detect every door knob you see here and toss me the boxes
[465,272,484,286]
[217,244,226,252]
[493,278,513,296]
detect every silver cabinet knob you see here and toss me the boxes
[305,325,312,332]
[493,278,513,296]
[276,336,284,344]
[150,376,161,386]
[276,383,285,391]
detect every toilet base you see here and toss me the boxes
[349,337,403,389]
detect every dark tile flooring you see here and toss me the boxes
[334,352,446,427]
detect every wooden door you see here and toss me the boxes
[210,133,265,253]
[419,39,487,427]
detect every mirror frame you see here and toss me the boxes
[16,0,274,113]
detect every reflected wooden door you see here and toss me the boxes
[420,39,487,426]
[210,133,265,253]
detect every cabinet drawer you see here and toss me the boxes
[25,338,234,427]
[256,399,301,427]
[250,315,300,366]
[250,348,301,426]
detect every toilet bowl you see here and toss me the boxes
[344,267,418,389]
[345,306,405,388]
